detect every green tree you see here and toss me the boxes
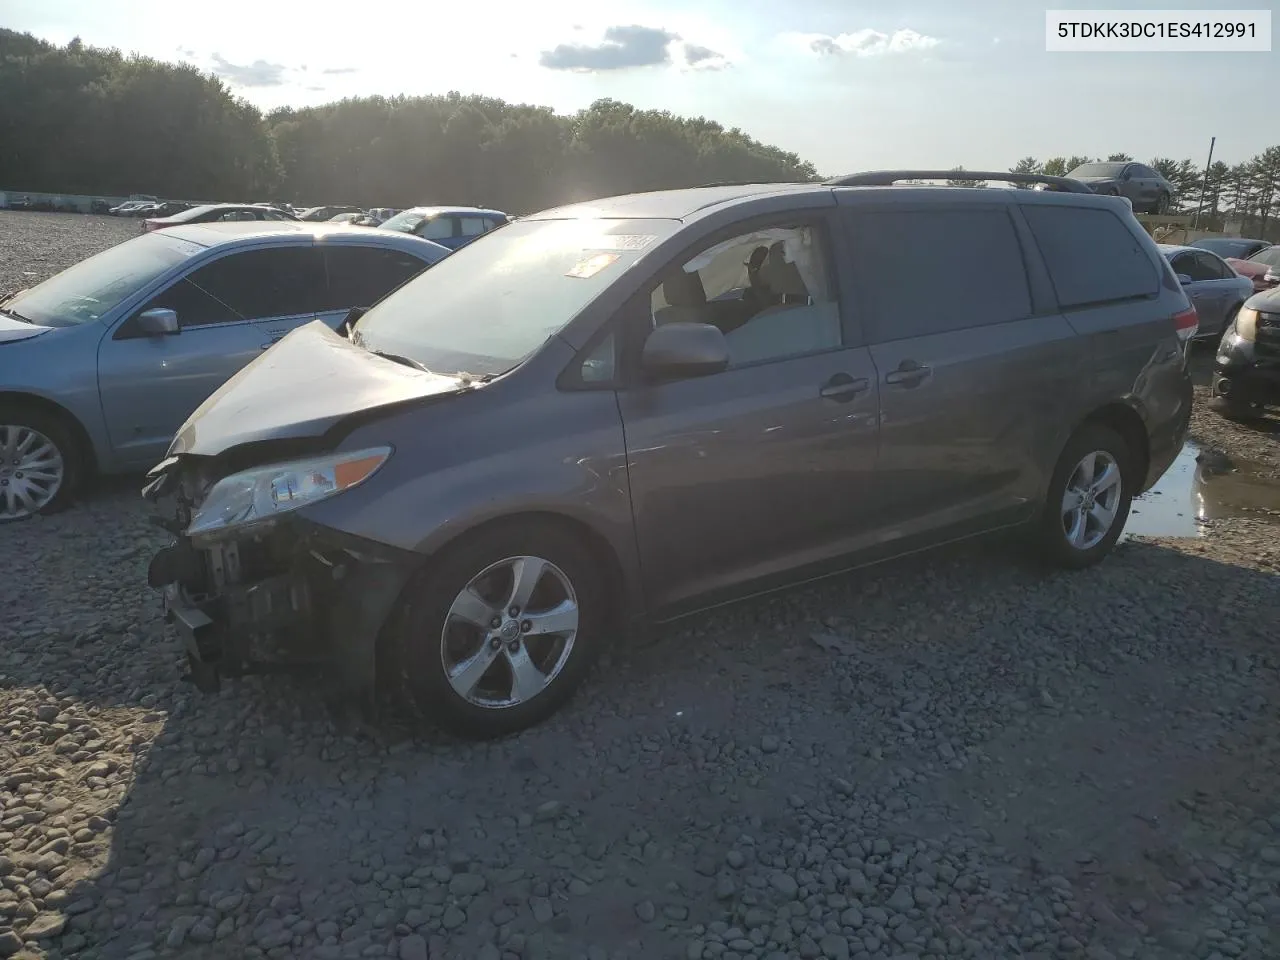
[1106,152,1133,162]
[1008,156,1041,188]
[945,166,987,188]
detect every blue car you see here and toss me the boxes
[0,222,450,520]
[378,206,509,250]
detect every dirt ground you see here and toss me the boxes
[0,210,1277,960]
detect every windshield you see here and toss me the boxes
[1068,162,1127,178]
[379,210,429,234]
[6,232,201,327]
[353,217,677,376]
[1191,238,1259,258]
[1248,246,1280,269]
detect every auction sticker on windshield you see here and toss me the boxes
[566,253,620,279]
[592,234,656,251]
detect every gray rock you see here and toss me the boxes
[0,931,21,958]
[635,900,656,923]
[818,934,849,960]
[770,873,799,899]
[398,934,428,960]
[886,886,915,912]
[448,873,486,897]
[24,913,67,940]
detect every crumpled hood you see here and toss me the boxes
[168,320,468,458]
[1246,285,1280,313]
[0,313,52,344]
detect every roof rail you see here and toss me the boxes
[823,170,1094,194]
[692,180,807,188]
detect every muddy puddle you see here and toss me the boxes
[1123,442,1280,540]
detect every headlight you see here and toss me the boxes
[1235,307,1258,342]
[187,446,391,538]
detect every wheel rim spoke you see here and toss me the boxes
[505,556,546,612]
[1091,462,1121,497]
[524,599,578,637]
[448,587,497,629]
[504,646,549,703]
[447,644,501,699]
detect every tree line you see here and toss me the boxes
[0,29,814,214]
[2,28,1278,236]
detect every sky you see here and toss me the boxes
[4,0,1275,176]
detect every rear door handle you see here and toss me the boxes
[819,373,870,402]
[884,361,932,388]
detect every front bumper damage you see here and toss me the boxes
[143,457,419,702]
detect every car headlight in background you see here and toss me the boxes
[187,446,391,538]
[1234,307,1258,342]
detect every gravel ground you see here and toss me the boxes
[1,210,1279,960]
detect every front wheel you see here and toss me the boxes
[1036,425,1134,569]
[0,405,81,522]
[396,521,607,738]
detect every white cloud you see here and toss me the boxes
[785,28,941,58]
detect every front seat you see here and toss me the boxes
[727,243,837,364]
[652,269,708,326]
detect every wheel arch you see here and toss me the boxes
[0,390,98,475]
[1075,401,1149,487]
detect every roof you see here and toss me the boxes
[527,184,818,221]
[158,221,450,256]
[1158,243,1204,256]
[401,205,508,218]
[525,178,1128,223]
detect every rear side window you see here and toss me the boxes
[186,246,325,320]
[846,208,1032,341]
[419,217,455,241]
[459,217,489,237]
[322,246,429,310]
[1023,206,1158,308]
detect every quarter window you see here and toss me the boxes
[1022,205,1159,308]
[647,222,841,367]
[845,208,1032,341]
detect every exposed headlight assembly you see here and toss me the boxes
[187,446,391,538]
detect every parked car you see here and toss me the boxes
[378,206,510,250]
[1224,245,1280,294]
[1065,162,1174,214]
[368,208,399,223]
[299,205,363,222]
[143,203,300,232]
[0,223,450,522]
[1189,237,1271,260]
[90,199,111,215]
[1160,244,1254,340]
[8,196,32,210]
[141,172,1195,737]
[109,199,156,216]
[1211,285,1280,419]
[327,212,370,225]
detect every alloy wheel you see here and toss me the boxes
[0,424,65,521]
[1060,450,1124,550]
[440,555,579,709]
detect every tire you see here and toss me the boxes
[0,402,83,522]
[396,520,606,739]
[1036,424,1134,569]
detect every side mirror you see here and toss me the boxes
[1176,273,1194,286]
[641,322,729,381]
[137,307,179,336]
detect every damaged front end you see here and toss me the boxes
[142,451,420,703]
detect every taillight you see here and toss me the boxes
[1173,305,1199,342]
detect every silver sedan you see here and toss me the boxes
[1160,244,1255,340]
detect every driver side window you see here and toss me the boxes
[647,223,841,368]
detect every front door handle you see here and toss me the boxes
[819,373,870,402]
[884,360,932,388]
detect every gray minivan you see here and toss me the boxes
[145,172,1196,738]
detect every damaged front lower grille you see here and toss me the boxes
[144,455,421,702]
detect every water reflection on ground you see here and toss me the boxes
[1123,442,1280,540]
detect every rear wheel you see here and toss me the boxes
[396,521,606,738]
[1037,424,1134,569]
[0,404,82,522]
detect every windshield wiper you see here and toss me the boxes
[371,350,434,374]
[0,307,35,324]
